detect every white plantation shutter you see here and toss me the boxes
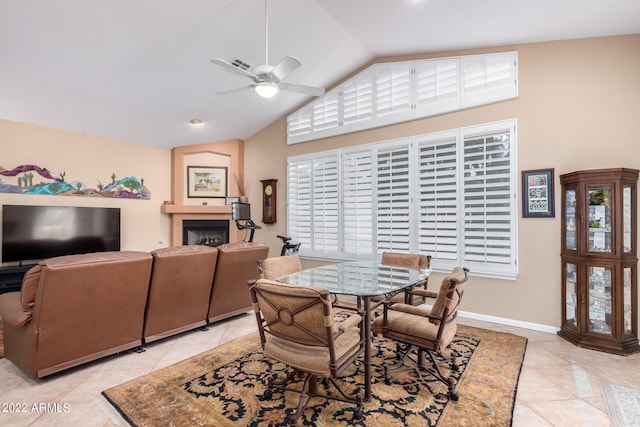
[287,107,312,139]
[462,52,517,107]
[376,142,412,253]
[375,63,412,124]
[462,124,516,275]
[287,120,517,278]
[341,69,374,128]
[287,52,518,144]
[312,91,339,132]
[287,159,313,249]
[312,156,339,254]
[417,134,459,265]
[415,58,459,116]
[343,149,374,256]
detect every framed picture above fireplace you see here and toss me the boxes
[187,166,227,198]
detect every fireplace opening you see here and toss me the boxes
[182,220,229,247]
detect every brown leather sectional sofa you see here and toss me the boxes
[0,242,269,379]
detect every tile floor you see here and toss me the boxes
[0,314,636,426]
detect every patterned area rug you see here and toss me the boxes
[103,325,527,426]
[601,380,640,426]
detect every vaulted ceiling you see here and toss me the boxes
[1,0,639,149]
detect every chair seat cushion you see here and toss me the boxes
[265,326,362,377]
[372,310,457,351]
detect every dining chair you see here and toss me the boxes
[372,252,432,306]
[258,255,303,280]
[260,256,356,310]
[372,266,469,401]
[248,278,365,425]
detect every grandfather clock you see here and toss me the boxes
[261,179,277,223]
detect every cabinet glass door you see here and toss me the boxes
[623,186,633,253]
[587,186,612,253]
[564,263,577,328]
[624,267,633,335]
[565,189,577,250]
[588,266,612,335]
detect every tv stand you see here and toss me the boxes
[0,264,36,294]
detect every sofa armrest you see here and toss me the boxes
[0,292,32,327]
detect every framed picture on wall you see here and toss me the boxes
[187,166,227,198]
[522,168,555,218]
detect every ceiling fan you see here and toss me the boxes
[210,0,325,99]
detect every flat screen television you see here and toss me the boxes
[231,202,251,221]
[2,205,121,264]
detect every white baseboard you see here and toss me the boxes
[458,310,560,335]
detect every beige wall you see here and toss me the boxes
[0,119,172,258]
[245,34,640,329]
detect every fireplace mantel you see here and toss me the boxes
[160,204,231,215]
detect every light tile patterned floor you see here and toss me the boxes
[0,315,636,426]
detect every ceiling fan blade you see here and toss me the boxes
[210,58,260,83]
[269,55,302,82]
[216,85,254,95]
[281,82,325,97]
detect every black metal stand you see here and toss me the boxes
[235,219,261,242]
[277,235,301,256]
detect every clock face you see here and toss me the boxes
[265,184,273,196]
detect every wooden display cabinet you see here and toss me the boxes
[559,168,640,354]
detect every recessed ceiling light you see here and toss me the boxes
[190,119,203,125]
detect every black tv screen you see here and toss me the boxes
[2,205,121,264]
[231,202,251,221]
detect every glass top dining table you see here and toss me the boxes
[277,260,431,298]
[278,260,431,401]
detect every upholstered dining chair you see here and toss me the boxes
[372,266,469,401]
[372,252,432,306]
[248,278,365,425]
[258,255,303,280]
[259,256,352,309]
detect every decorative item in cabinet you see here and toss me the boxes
[559,168,639,355]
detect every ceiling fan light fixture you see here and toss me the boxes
[255,81,279,98]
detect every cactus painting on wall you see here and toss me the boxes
[0,164,150,199]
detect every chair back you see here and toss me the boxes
[429,267,469,325]
[250,278,334,347]
[381,252,431,270]
[258,255,303,280]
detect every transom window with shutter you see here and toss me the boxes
[287,119,518,279]
[287,51,517,144]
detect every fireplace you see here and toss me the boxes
[182,220,229,247]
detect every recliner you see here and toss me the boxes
[143,245,218,343]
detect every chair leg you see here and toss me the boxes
[384,344,418,385]
[384,344,460,401]
[266,370,364,424]
[288,374,313,426]
[423,350,459,401]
